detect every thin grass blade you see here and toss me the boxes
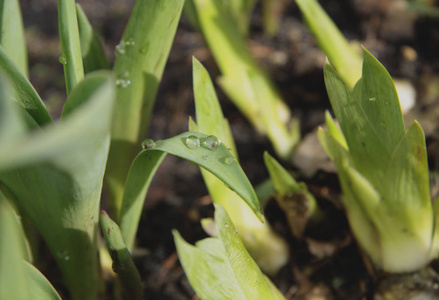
[0,0,28,77]
[76,4,110,73]
[295,0,362,88]
[0,46,52,125]
[192,58,289,275]
[100,211,143,300]
[57,0,84,94]
[106,0,185,220]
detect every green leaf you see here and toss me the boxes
[151,131,262,220]
[360,49,405,152]
[381,121,431,235]
[76,4,110,73]
[0,46,52,126]
[57,0,84,94]
[263,152,319,238]
[119,130,262,253]
[173,204,285,300]
[0,195,29,300]
[192,58,289,275]
[0,194,61,300]
[0,0,28,77]
[106,0,185,219]
[100,211,143,300]
[24,261,62,300]
[324,60,389,188]
[0,76,28,144]
[193,0,298,159]
[192,57,237,157]
[0,71,115,300]
[324,111,347,149]
[295,0,362,88]
[119,150,166,250]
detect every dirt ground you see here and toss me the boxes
[19,0,439,299]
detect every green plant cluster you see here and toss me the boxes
[0,0,438,299]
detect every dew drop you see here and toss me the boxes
[140,42,150,54]
[126,38,135,46]
[205,135,220,150]
[116,72,131,88]
[141,139,156,150]
[202,155,209,160]
[115,41,126,55]
[368,97,376,102]
[185,135,200,149]
[225,156,235,165]
[225,223,229,228]
[227,148,232,152]
[59,54,67,65]
[57,251,70,261]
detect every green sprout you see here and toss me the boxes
[319,48,438,273]
[190,0,300,160]
[173,204,286,300]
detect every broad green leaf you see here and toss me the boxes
[24,261,62,300]
[192,58,289,275]
[106,0,185,219]
[173,204,285,300]
[61,71,110,117]
[100,211,143,300]
[360,49,405,152]
[193,0,298,159]
[0,195,29,300]
[0,72,115,300]
[324,60,389,188]
[76,4,110,73]
[295,0,362,88]
[381,121,431,236]
[57,0,84,94]
[0,46,52,126]
[0,194,60,300]
[317,128,382,269]
[119,150,166,250]
[0,0,28,77]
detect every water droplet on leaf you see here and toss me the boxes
[59,54,67,65]
[368,97,376,102]
[140,42,150,54]
[185,135,200,149]
[225,157,235,165]
[202,155,209,160]
[205,135,220,150]
[57,251,70,261]
[115,41,126,55]
[225,223,229,228]
[141,139,156,150]
[116,72,131,88]
[126,38,135,46]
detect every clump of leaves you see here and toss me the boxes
[319,48,439,273]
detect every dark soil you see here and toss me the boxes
[20,0,439,299]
